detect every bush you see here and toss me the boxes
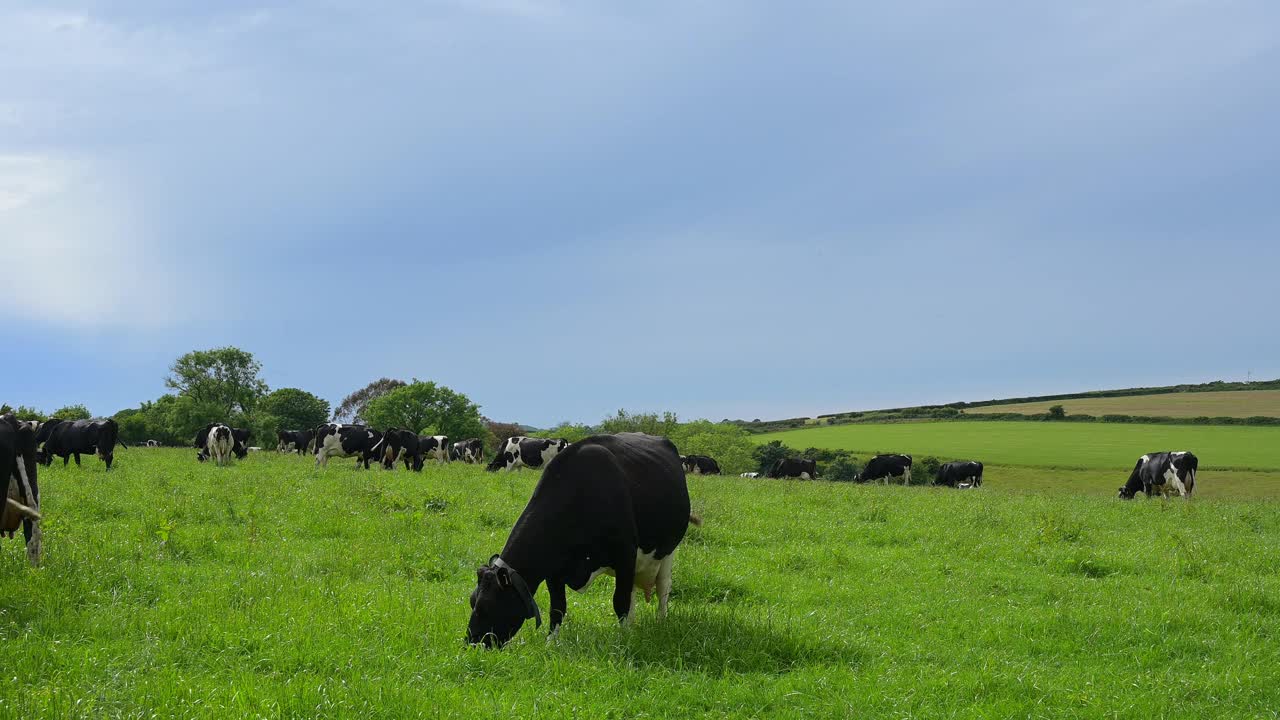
[825,456,862,482]
[51,404,92,420]
[752,441,797,474]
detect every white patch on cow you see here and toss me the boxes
[432,436,449,464]
[13,450,41,566]
[539,441,563,468]
[799,471,811,480]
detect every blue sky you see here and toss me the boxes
[3,1,1279,426]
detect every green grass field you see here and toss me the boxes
[757,420,1280,471]
[3,450,1280,718]
[971,388,1280,418]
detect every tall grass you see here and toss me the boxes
[2,450,1278,718]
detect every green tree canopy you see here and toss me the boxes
[51,404,92,420]
[261,388,331,430]
[596,409,680,437]
[165,347,268,415]
[336,378,406,423]
[361,381,486,440]
[1,405,44,421]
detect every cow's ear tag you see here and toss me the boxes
[496,568,512,588]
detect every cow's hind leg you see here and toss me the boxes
[656,553,674,619]
[14,460,41,566]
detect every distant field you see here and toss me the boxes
[972,389,1280,418]
[5,450,1280,717]
[756,420,1280,471]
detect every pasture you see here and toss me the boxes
[969,388,1280,419]
[4,450,1280,718]
[757,420,1280,471]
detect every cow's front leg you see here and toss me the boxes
[74,453,82,466]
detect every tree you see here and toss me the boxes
[51,404,92,420]
[1,405,44,421]
[261,388,331,430]
[533,422,594,444]
[335,378,406,423]
[752,440,797,474]
[165,347,268,416]
[668,420,757,475]
[597,409,680,437]
[361,381,486,440]
[1047,405,1067,420]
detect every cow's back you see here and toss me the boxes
[551,432,690,558]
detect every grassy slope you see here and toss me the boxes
[973,389,1280,418]
[756,421,1280,471]
[3,451,1280,718]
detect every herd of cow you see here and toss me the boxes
[2,410,1204,647]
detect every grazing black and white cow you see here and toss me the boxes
[143,439,161,448]
[467,432,699,648]
[195,424,251,462]
[36,418,120,470]
[230,428,251,459]
[858,454,913,485]
[277,429,314,454]
[418,435,449,465]
[314,423,383,469]
[485,437,568,472]
[450,438,485,464]
[203,424,234,466]
[680,455,721,475]
[1119,451,1198,500]
[766,458,817,480]
[935,461,984,489]
[374,428,418,470]
[1,415,43,565]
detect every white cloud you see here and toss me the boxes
[0,154,183,330]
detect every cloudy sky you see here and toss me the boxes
[3,1,1278,426]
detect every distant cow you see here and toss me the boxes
[680,455,721,475]
[277,429,314,454]
[936,461,984,489]
[1,415,43,565]
[486,437,567,472]
[419,435,450,465]
[450,438,485,464]
[36,418,120,470]
[205,424,235,466]
[314,423,383,469]
[1119,451,1198,500]
[143,439,161,448]
[195,424,251,462]
[739,472,760,479]
[858,454,913,484]
[767,458,817,480]
[466,433,696,648]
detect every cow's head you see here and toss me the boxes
[467,556,541,648]
[1117,479,1143,500]
[485,453,510,472]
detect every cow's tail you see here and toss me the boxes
[6,498,41,521]
[688,513,703,527]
